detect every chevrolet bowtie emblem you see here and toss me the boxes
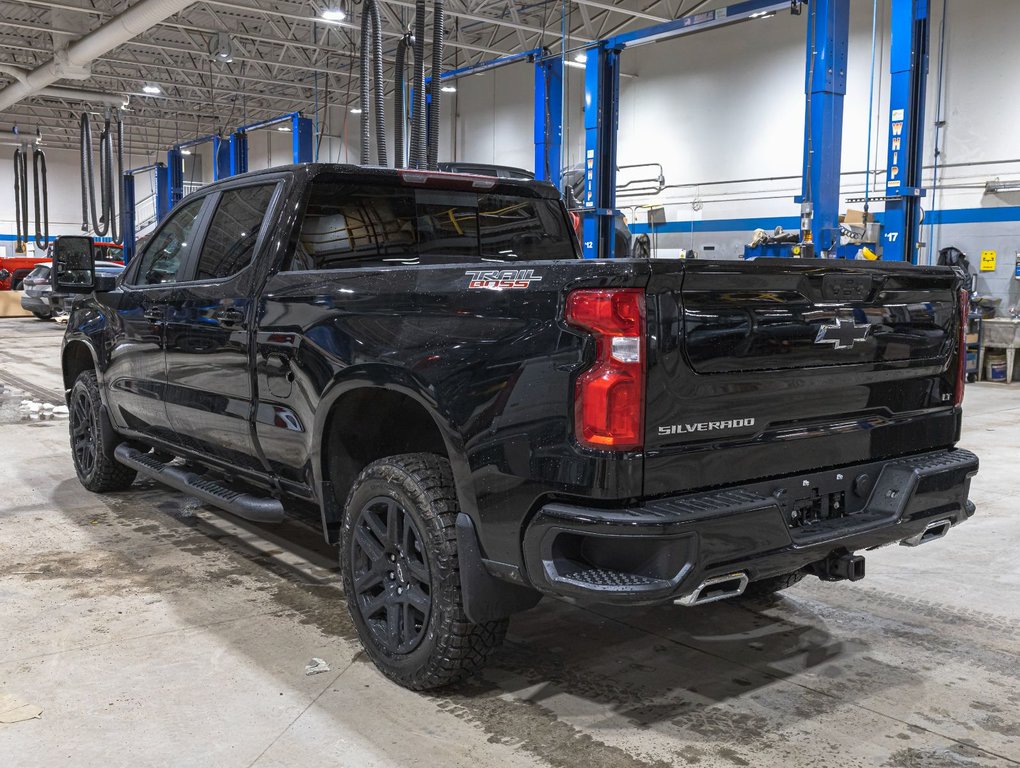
[815,316,871,350]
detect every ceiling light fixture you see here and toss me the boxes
[210,32,234,63]
[277,125,292,132]
[573,52,588,63]
[142,84,161,94]
[350,107,362,114]
[180,149,192,155]
[440,84,457,93]
[321,7,346,21]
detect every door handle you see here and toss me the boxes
[215,308,246,328]
[143,307,164,322]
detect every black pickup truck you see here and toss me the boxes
[54,163,978,690]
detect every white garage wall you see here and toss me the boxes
[439,0,1020,308]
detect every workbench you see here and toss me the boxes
[978,318,1020,383]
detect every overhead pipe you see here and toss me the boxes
[426,0,445,170]
[0,0,195,112]
[39,86,128,109]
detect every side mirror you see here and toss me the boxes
[0,268,9,284]
[51,236,97,293]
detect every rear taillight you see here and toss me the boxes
[955,290,969,406]
[566,288,645,451]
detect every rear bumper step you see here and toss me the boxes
[115,444,285,524]
[522,448,978,605]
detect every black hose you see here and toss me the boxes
[79,113,108,236]
[32,147,49,251]
[427,0,444,170]
[358,0,387,165]
[79,111,124,242]
[359,5,371,164]
[411,0,427,168]
[394,34,410,168]
[370,0,386,165]
[13,147,28,253]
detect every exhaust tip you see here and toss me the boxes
[675,572,749,607]
[901,518,953,547]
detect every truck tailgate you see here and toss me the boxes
[644,259,964,497]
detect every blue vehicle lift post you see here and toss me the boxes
[799,0,849,256]
[579,0,796,259]
[121,162,168,262]
[229,111,313,180]
[881,0,930,262]
[581,44,621,260]
[533,56,563,190]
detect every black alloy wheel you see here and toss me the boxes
[349,495,432,655]
[68,370,137,492]
[70,385,99,479]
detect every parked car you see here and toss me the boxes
[21,261,124,319]
[56,163,978,691]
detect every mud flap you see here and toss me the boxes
[456,512,541,624]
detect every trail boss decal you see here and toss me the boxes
[465,269,543,290]
[659,418,756,437]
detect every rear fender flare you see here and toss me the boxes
[310,364,476,515]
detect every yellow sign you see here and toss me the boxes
[980,250,997,271]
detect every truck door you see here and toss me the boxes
[104,195,210,443]
[161,180,282,472]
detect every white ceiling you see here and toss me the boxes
[0,0,719,156]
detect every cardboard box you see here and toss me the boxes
[0,291,33,318]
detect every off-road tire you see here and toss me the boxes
[69,370,137,492]
[32,311,52,320]
[340,453,508,690]
[741,570,806,600]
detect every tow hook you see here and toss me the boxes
[810,552,866,582]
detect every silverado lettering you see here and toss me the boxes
[659,418,756,436]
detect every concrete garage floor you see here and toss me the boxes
[1,318,1018,768]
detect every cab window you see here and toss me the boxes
[193,184,277,281]
[134,197,205,285]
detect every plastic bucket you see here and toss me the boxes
[986,353,1008,382]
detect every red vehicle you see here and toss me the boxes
[0,243,123,290]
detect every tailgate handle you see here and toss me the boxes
[822,274,875,302]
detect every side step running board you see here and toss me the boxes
[115,444,285,524]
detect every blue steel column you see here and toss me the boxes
[534,57,563,190]
[882,0,930,262]
[800,0,849,255]
[230,131,248,175]
[213,135,232,180]
[581,44,621,260]
[292,115,313,163]
[155,163,170,221]
[167,146,184,208]
[122,173,136,262]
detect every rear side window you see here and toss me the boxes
[292,178,576,270]
[135,196,205,285]
[194,184,277,281]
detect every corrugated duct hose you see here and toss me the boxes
[393,33,412,169]
[410,0,427,168]
[426,0,444,170]
[359,0,387,165]
[79,111,124,243]
[32,146,49,250]
[12,146,28,252]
